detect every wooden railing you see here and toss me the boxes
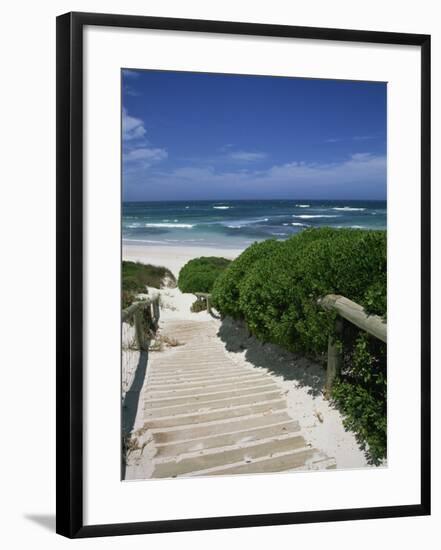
[190,291,386,398]
[122,295,160,351]
[318,294,387,396]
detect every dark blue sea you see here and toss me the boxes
[122,199,386,249]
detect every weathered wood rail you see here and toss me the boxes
[318,294,387,396]
[122,296,160,351]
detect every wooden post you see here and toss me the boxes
[206,295,211,315]
[134,307,148,351]
[325,318,343,398]
[153,298,160,325]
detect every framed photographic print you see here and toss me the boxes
[56,11,431,538]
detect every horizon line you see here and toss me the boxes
[122,197,387,203]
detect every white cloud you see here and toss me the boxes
[325,135,377,143]
[229,151,268,162]
[125,147,167,163]
[350,152,374,161]
[122,108,168,173]
[122,108,146,141]
[353,135,376,141]
[264,153,385,184]
[124,152,386,200]
[181,154,384,188]
[218,144,234,153]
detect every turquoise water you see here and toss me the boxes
[122,199,386,249]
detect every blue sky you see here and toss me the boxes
[122,69,386,201]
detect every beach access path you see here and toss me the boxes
[124,284,371,481]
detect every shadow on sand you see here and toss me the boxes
[217,316,325,397]
[121,350,149,479]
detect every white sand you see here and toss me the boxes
[217,318,372,470]
[123,242,376,471]
[123,242,244,279]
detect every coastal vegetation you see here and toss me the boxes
[177,256,231,294]
[211,228,387,463]
[190,299,210,313]
[122,261,176,308]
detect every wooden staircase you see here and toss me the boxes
[126,319,335,479]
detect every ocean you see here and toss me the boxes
[122,199,386,249]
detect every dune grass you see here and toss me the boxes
[122,261,176,308]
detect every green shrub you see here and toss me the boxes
[224,229,386,354]
[190,299,207,313]
[212,240,283,318]
[122,261,176,295]
[332,331,387,463]
[212,228,387,462]
[178,256,231,294]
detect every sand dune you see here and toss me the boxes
[123,242,244,279]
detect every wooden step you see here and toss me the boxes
[148,366,244,380]
[142,399,286,428]
[145,384,279,408]
[152,434,307,478]
[152,411,295,443]
[145,378,276,399]
[144,390,283,418]
[194,448,316,476]
[146,372,271,386]
[155,421,301,458]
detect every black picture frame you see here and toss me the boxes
[56,11,431,539]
